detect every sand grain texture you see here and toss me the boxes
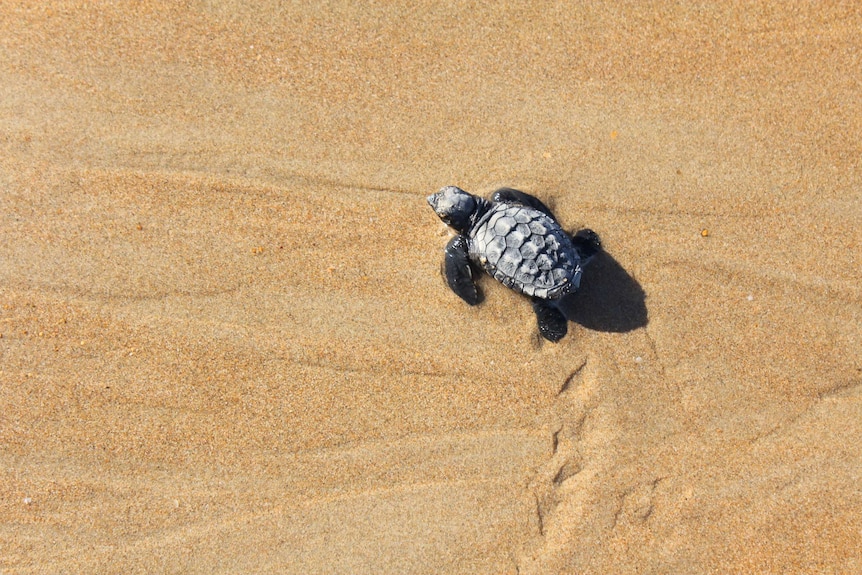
[1,2,861,573]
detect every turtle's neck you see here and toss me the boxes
[468,196,493,230]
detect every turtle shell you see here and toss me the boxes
[468,203,581,299]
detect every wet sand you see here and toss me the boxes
[2,3,861,573]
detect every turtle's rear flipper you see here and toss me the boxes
[491,188,554,218]
[444,235,481,305]
[532,299,568,342]
[572,229,602,264]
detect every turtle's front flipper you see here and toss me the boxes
[532,299,568,342]
[572,229,602,264]
[491,188,553,217]
[444,235,481,305]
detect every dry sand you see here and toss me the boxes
[1,2,861,573]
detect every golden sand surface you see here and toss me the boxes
[1,2,860,573]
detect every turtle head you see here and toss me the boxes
[427,186,480,233]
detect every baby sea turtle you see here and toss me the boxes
[427,186,601,342]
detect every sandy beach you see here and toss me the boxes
[2,2,861,573]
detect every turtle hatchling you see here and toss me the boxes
[427,186,601,342]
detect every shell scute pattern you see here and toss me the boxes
[494,215,517,236]
[513,210,532,224]
[519,240,538,260]
[528,220,548,236]
[506,229,525,248]
[537,253,554,270]
[485,235,506,265]
[469,203,578,299]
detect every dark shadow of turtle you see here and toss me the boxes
[558,250,647,332]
